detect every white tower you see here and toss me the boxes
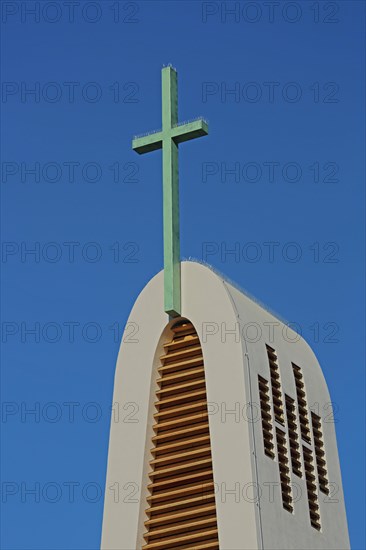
[101,261,350,550]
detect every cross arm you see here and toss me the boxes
[171,119,209,145]
[132,131,163,154]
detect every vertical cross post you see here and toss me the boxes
[162,68,180,317]
[132,66,208,317]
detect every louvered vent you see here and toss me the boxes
[266,346,284,425]
[276,428,293,513]
[143,320,219,550]
[311,412,329,494]
[303,445,321,530]
[258,375,275,459]
[292,364,311,443]
[285,394,302,477]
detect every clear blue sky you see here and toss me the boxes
[1,1,364,548]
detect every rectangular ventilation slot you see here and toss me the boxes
[311,412,329,495]
[266,345,284,425]
[292,364,311,443]
[285,395,302,477]
[143,320,219,550]
[276,428,293,513]
[303,445,321,531]
[258,375,275,459]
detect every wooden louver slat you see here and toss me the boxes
[266,345,285,425]
[143,320,219,550]
[258,375,275,459]
[292,364,311,443]
[285,394,302,477]
[311,412,329,495]
[276,428,293,513]
[303,445,321,530]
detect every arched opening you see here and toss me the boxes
[142,319,219,549]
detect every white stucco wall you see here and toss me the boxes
[224,281,349,550]
[101,261,349,550]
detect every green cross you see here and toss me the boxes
[132,66,208,317]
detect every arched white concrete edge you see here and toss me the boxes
[180,262,261,550]
[101,261,260,550]
[223,280,331,399]
[101,267,168,550]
